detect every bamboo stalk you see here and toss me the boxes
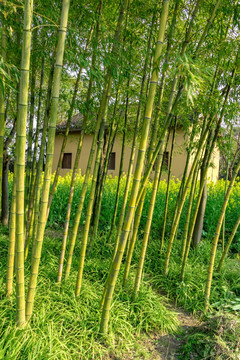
[25,30,37,216]
[24,57,55,260]
[160,117,176,249]
[217,213,240,271]
[100,0,170,334]
[47,21,95,217]
[6,175,16,296]
[15,0,33,327]
[163,121,212,275]
[133,147,165,298]
[0,4,7,218]
[204,160,240,311]
[26,0,70,321]
[65,0,128,280]
[25,55,45,247]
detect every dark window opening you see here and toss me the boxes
[108,152,116,170]
[62,153,72,169]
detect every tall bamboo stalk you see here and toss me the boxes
[217,213,240,271]
[24,57,54,259]
[15,0,33,327]
[25,30,37,214]
[75,118,108,296]
[180,166,198,262]
[107,91,128,239]
[0,4,7,218]
[26,0,70,321]
[6,175,16,297]
[221,126,233,250]
[91,78,130,248]
[204,159,240,311]
[74,0,129,295]
[64,82,110,280]
[110,15,154,257]
[181,57,239,280]
[163,120,212,275]
[55,17,105,278]
[47,22,95,216]
[64,0,128,280]
[133,146,166,298]
[160,118,176,249]
[25,55,45,246]
[125,0,181,263]
[100,0,170,334]
[135,0,221,208]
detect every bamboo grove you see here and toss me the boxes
[0,0,239,336]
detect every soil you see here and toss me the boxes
[113,299,202,360]
[155,303,201,360]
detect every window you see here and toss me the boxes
[108,152,116,170]
[153,151,169,171]
[62,153,72,169]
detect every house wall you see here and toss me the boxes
[159,129,188,181]
[189,145,220,183]
[52,132,138,177]
[52,129,219,182]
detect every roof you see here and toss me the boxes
[56,113,84,133]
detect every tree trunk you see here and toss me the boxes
[192,177,207,248]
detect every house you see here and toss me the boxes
[52,114,219,182]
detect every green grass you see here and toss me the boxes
[2,174,240,359]
[0,229,179,360]
[144,236,240,315]
[179,314,240,360]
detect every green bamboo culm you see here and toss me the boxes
[163,120,212,275]
[204,159,240,311]
[110,20,154,257]
[24,30,37,216]
[25,0,70,321]
[133,148,165,299]
[135,0,220,208]
[217,213,240,271]
[100,0,170,335]
[180,166,198,262]
[0,3,7,218]
[15,0,33,327]
[26,57,55,260]
[24,55,45,248]
[108,12,156,242]
[64,0,128,280]
[64,82,110,280]
[47,21,95,217]
[75,119,108,296]
[160,118,176,250]
[74,0,130,289]
[57,2,103,281]
[6,175,16,297]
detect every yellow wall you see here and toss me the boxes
[52,132,138,177]
[52,129,219,182]
[159,129,188,181]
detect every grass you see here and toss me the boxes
[0,228,179,360]
[179,314,240,360]
[2,175,240,359]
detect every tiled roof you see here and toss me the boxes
[56,113,83,132]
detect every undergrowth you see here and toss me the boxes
[0,230,178,360]
[179,314,240,360]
